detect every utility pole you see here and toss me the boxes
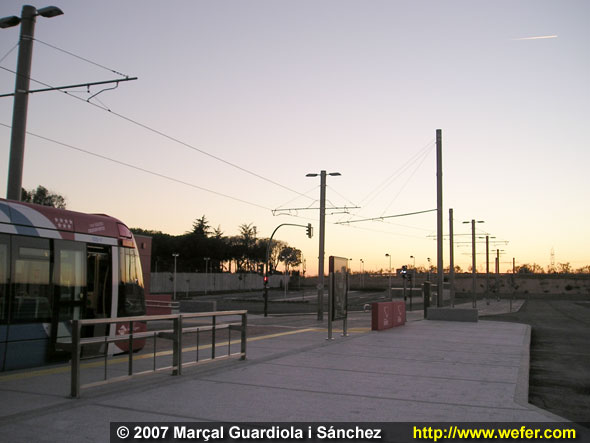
[485,235,490,305]
[449,208,455,307]
[471,220,476,308]
[7,5,36,200]
[436,129,444,307]
[3,5,63,200]
[306,170,340,321]
[463,219,484,307]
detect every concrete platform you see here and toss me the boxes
[426,307,478,321]
[0,304,573,442]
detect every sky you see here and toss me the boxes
[0,0,588,275]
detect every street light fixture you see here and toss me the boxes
[385,253,392,300]
[1,5,64,200]
[306,170,341,321]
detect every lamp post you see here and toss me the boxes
[360,259,364,288]
[306,170,341,321]
[410,255,416,289]
[1,5,64,200]
[385,253,392,300]
[463,220,484,307]
[172,253,179,301]
[204,257,210,295]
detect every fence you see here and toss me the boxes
[58,310,247,398]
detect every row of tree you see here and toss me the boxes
[132,216,303,275]
[15,186,590,276]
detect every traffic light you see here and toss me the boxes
[306,223,313,238]
[263,275,269,285]
[401,265,408,279]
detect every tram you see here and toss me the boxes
[0,198,146,371]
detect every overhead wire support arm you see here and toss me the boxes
[0,77,138,98]
[335,208,437,224]
[272,206,360,216]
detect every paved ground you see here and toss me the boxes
[1,299,586,442]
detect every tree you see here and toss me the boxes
[557,262,572,274]
[516,263,544,274]
[278,246,302,273]
[21,185,66,208]
[191,215,211,237]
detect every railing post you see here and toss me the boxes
[71,320,81,398]
[211,316,216,359]
[128,320,134,376]
[172,315,182,375]
[240,313,247,360]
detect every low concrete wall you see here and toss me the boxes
[306,274,590,296]
[179,300,217,313]
[151,272,286,294]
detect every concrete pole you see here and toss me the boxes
[317,170,327,320]
[449,208,455,307]
[471,219,476,308]
[496,249,500,301]
[436,129,444,307]
[513,257,516,274]
[485,235,490,305]
[7,5,37,201]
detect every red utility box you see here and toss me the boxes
[371,301,406,330]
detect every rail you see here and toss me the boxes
[59,310,247,398]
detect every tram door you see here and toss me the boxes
[83,245,112,354]
[50,242,111,356]
[50,240,86,356]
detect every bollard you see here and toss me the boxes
[423,281,431,319]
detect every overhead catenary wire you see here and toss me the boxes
[0,43,19,64]
[358,139,435,208]
[33,37,129,78]
[0,122,272,212]
[0,64,315,202]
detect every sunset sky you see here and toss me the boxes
[1,0,588,275]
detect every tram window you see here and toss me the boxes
[87,245,111,317]
[0,235,8,323]
[118,247,145,317]
[11,237,51,322]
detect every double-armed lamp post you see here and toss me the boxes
[1,5,64,200]
[306,171,340,321]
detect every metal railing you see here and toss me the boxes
[59,310,247,398]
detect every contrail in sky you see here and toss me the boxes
[513,35,558,40]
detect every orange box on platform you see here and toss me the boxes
[371,301,406,330]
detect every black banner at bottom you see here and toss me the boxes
[110,422,589,443]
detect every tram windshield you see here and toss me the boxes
[118,246,146,317]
